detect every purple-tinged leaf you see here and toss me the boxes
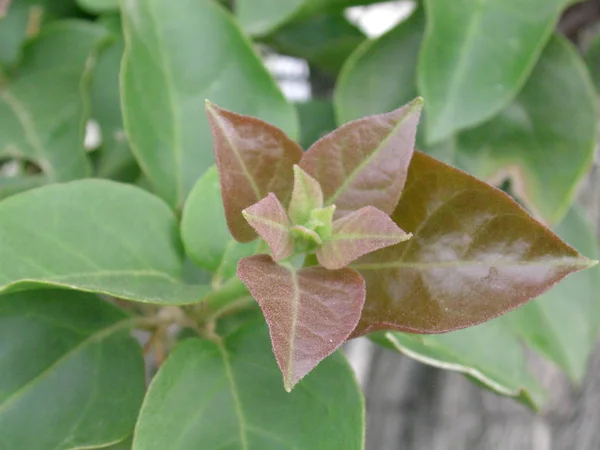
[242,193,294,262]
[237,255,365,391]
[350,152,596,337]
[288,165,324,225]
[300,97,422,218]
[206,102,303,242]
[317,206,411,270]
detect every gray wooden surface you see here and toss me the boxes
[363,152,600,450]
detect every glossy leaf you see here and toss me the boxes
[317,205,411,270]
[0,179,208,304]
[76,0,118,13]
[289,165,324,225]
[456,35,597,224]
[0,289,145,449]
[350,152,595,337]
[181,166,257,281]
[507,206,600,383]
[0,21,107,181]
[90,15,139,182]
[418,0,570,143]
[296,99,336,149]
[243,193,294,262]
[207,103,303,242]
[300,98,423,218]
[133,322,364,449]
[380,315,545,410]
[265,11,365,75]
[121,0,297,210]
[0,0,28,68]
[237,255,365,391]
[335,6,424,124]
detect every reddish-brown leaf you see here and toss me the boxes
[237,255,366,391]
[300,97,422,218]
[288,165,324,225]
[350,152,596,337]
[206,102,303,242]
[243,193,294,262]
[317,206,411,270]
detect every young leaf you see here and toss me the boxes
[121,0,298,210]
[0,180,208,304]
[181,166,257,280]
[418,0,571,143]
[300,98,422,218]
[350,152,596,337]
[288,164,323,225]
[206,102,303,242]
[317,205,411,270]
[242,193,294,262]
[237,255,365,391]
[132,322,364,449]
[0,289,145,449]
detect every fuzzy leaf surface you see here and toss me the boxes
[132,322,364,449]
[237,255,365,391]
[418,0,570,143]
[0,289,145,449]
[0,180,208,303]
[351,152,595,336]
[289,165,324,225]
[317,205,411,270]
[121,0,297,210]
[300,98,422,218]
[243,193,294,262]
[207,103,303,242]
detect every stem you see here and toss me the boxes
[194,276,250,323]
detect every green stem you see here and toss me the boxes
[195,276,250,322]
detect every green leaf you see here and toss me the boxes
[585,32,600,92]
[133,321,365,449]
[507,206,600,383]
[296,99,336,149]
[0,21,107,181]
[334,6,424,124]
[76,0,118,14]
[381,315,545,410]
[300,98,423,218]
[121,0,298,210]
[350,152,595,337]
[265,11,365,75]
[243,193,294,262]
[181,166,257,283]
[317,205,411,270]
[237,255,365,391]
[206,102,303,242]
[0,174,46,200]
[418,0,571,143]
[90,15,139,182]
[456,35,597,224]
[289,164,324,225]
[0,179,208,304]
[0,289,145,449]
[0,1,29,69]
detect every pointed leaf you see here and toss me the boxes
[317,205,411,270]
[457,35,597,224]
[181,166,257,281]
[243,193,294,262]
[0,21,107,181]
[0,289,145,449]
[237,255,365,391]
[418,0,571,143]
[132,322,364,449]
[507,206,600,383]
[300,98,422,218]
[0,180,208,304]
[121,0,298,210]
[350,152,595,337]
[207,102,303,242]
[288,164,323,225]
